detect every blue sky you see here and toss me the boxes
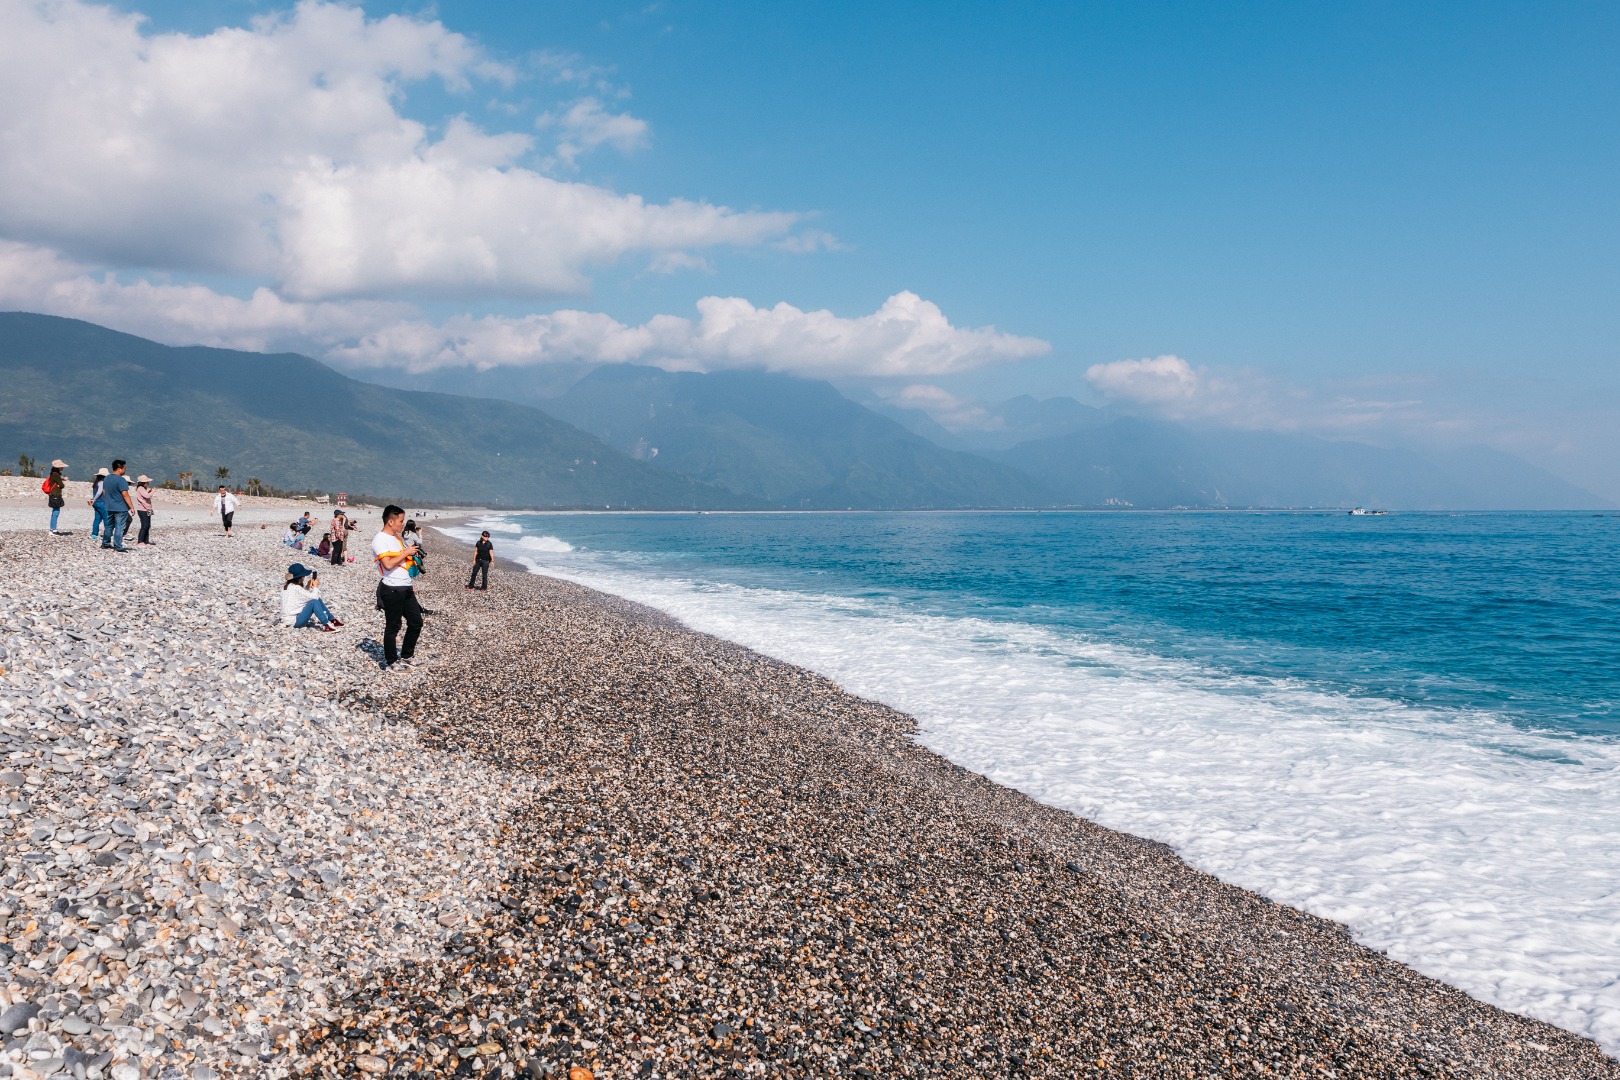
[3,0,1616,495]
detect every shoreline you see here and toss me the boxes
[0,509,1612,1077]
[295,529,1617,1078]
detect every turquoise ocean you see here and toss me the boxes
[441,511,1620,1052]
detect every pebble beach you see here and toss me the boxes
[1,496,1616,1079]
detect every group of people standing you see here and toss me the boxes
[43,459,157,550]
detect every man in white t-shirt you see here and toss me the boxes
[212,486,241,536]
[372,503,423,669]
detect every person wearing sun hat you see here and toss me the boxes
[88,467,109,542]
[133,475,155,545]
[280,563,342,631]
[44,460,69,534]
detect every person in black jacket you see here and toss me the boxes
[467,531,493,591]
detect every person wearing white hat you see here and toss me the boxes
[88,467,109,542]
[133,475,155,545]
[44,460,68,534]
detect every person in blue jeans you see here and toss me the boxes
[98,461,133,552]
[88,467,108,541]
[280,564,342,631]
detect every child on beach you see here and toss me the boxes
[402,519,427,575]
[282,522,304,549]
[280,563,342,631]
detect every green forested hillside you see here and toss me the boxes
[0,313,749,508]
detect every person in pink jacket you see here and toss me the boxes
[133,475,155,545]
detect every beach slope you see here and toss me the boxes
[298,545,1619,1079]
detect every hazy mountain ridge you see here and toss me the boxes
[0,313,750,509]
[987,416,1608,510]
[545,364,1052,509]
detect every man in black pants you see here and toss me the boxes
[371,504,423,669]
[467,530,493,590]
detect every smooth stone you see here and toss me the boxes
[0,1000,39,1035]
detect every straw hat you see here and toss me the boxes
[95,467,109,477]
[135,475,151,484]
[50,459,67,469]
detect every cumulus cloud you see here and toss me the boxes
[0,242,1047,380]
[0,0,796,300]
[334,290,1050,377]
[1085,355,1202,405]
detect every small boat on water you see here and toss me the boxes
[1348,507,1388,516]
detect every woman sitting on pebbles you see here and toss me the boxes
[280,563,343,632]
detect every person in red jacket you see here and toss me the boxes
[43,459,67,534]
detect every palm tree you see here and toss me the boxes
[178,470,194,491]
[248,477,262,496]
[215,466,230,485]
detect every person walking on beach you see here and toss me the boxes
[44,460,67,534]
[99,460,132,552]
[133,475,154,545]
[328,510,348,566]
[467,530,493,590]
[372,504,424,669]
[214,485,239,536]
[88,467,108,542]
[280,563,342,632]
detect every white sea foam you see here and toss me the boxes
[505,543,1620,1055]
[438,518,572,551]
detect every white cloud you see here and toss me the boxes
[1086,352,1445,437]
[1085,355,1202,405]
[646,251,713,275]
[876,384,1001,432]
[0,242,1047,380]
[0,240,406,352]
[541,97,651,168]
[0,0,796,300]
[774,229,847,254]
[334,290,1049,377]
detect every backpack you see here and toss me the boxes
[40,479,50,494]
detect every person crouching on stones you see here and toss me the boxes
[281,563,341,632]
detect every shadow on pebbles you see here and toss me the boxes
[296,557,1617,1080]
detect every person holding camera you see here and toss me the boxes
[372,504,424,669]
[280,563,342,631]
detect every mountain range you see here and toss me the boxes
[0,313,743,509]
[1,312,1605,510]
